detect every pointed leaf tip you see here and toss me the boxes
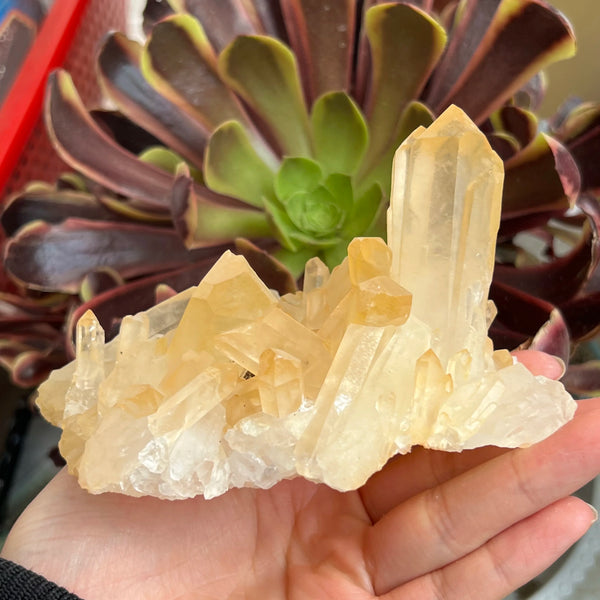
[219,35,312,157]
[204,120,275,208]
[311,92,368,176]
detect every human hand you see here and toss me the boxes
[2,351,599,600]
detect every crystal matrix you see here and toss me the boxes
[36,106,576,499]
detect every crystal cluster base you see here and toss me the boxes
[36,106,576,499]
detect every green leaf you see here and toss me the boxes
[141,15,249,131]
[358,101,434,197]
[273,246,316,279]
[171,166,273,248]
[344,183,383,239]
[139,147,182,173]
[139,146,202,181]
[362,3,446,169]
[204,121,276,208]
[219,35,312,157]
[263,193,340,251]
[262,195,302,252]
[275,157,323,202]
[323,173,353,215]
[97,32,208,167]
[286,187,343,237]
[321,241,351,270]
[311,92,368,176]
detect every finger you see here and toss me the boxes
[364,401,600,594]
[383,496,597,600]
[360,446,507,522]
[512,350,565,379]
[359,351,571,521]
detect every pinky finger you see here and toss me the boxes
[384,496,597,600]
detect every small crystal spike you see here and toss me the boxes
[63,310,105,419]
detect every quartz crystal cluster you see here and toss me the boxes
[36,106,576,499]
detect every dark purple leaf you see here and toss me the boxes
[11,349,68,388]
[486,132,519,161]
[80,268,125,302]
[493,223,595,305]
[559,292,600,342]
[171,167,273,248]
[46,70,176,210]
[502,134,578,217]
[178,0,260,51]
[490,279,558,339]
[513,72,547,111]
[4,218,221,293]
[425,0,503,110]
[489,321,529,350]
[97,33,208,167]
[91,110,162,155]
[493,105,538,149]
[280,0,356,103]
[234,238,296,295]
[1,189,124,236]
[527,308,570,366]
[66,258,227,352]
[561,361,600,397]
[0,293,68,324]
[426,0,575,123]
[142,0,175,34]
[251,0,288,40]
[0,321,63,343]
[0,12,37,105]
[143,16,253,135]
[562,104,600,195]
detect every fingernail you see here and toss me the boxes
[551,355,566,379]
[586,503,598,524]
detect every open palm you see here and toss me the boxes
[3,352,600,600]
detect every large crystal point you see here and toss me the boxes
[36,106,576,499]
[388,105,503,367]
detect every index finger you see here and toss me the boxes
[360,350,569,521]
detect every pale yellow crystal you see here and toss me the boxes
[347,236,392,285]
[36,105,576,499]
[257,349,303,417]
[388,105,503,368]
[167,251,277,370]
[63,310,104,419]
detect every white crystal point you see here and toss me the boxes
[36,105,577,499]
[63,310,105,419]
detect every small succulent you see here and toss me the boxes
[2,0,600,392]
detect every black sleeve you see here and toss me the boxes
[0,558,83,600]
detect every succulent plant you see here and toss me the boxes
[2,0,600,392]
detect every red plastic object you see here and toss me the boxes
[0,0,90,195]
